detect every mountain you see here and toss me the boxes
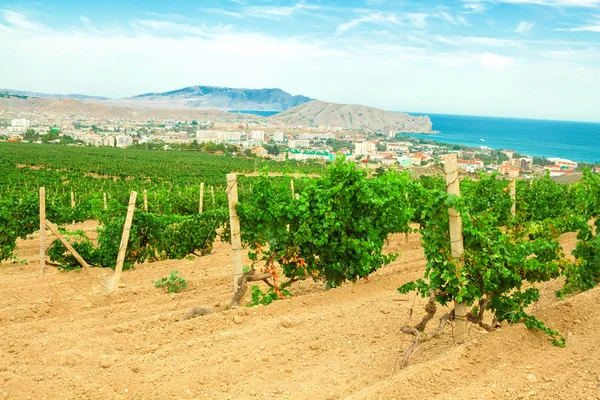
[269,100,434,133]
[1,86,312,111]
[110,86,312,111]
[0,89,109,101]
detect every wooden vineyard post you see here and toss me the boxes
[44,221,91,271]
[110,191,137,293]
[199,183,205,213]
[290,180,295,199]
[510,179,516,217]
[405,192,409,243]
[71,190,76,227]
[39,187,46,276]
[226,174,243,293]
[210,186,215,206]
[143,190,148,212]
[103,192,108,210]
[443,153,467,344]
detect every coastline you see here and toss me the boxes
[400,113,600,164]
[400,134,596,166]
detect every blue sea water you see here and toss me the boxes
[405,113,600,163]
[229,110,279,117]
[231,109,600,163]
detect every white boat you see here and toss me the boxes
[479,138,485,142]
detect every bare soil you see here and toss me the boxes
[1,222,599,400]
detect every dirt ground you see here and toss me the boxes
[1,222,599,400]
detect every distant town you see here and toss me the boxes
[1,111,595,179]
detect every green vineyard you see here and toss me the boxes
[1,142,599,350]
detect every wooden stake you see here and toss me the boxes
[226,174,243,293]
[111,191,137,292]
[103,192,107,210]
[509,179,516,217]
[70,190,76,228]
[405,192,409,243]
[443,153,467,344]
[290,180,295,199]
[143,189,148,212]
[199,183,205,213]
[44,220,91,271]
[210,186,215,206]
[39,187,46,276]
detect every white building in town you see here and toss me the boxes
[6,119,30,133]
[103,136,115,147]
[354,141,376,156]
[115,135,133,148]
[249,130,265,142]
[196,130,241,143]
[272,131,285,142]
[547,158,578,170]
[288,139,311,148]
[11,119,30,128]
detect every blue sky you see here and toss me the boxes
[1,0,599,121]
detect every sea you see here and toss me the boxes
[230,110,600,163]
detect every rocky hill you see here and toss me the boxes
[269,100,433,133]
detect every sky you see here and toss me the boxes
[0,0,599,122]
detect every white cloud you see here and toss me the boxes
[556,14,600,31]
[436,11,461,25]
[405,12,429,28]
[202,8,243,19]
[1,9,49,32]
[541,46,600,60]
[480,52,515,68]
[244,2,320,20]
[435,35,524,48]
[557,17,600,31]
[128,19,235,38]
[569,24,600,31]
[515,20,534,34]
[80,16,101,34]
[464,2,488,13]
[473,0,600,7]
[335,10,468,34]
[335,12,400,35]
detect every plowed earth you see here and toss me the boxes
[1,222,599,400]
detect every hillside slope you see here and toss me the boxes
[269,100,434,133]
[0,97,263,121]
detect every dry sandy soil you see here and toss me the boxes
[1,222,599,400]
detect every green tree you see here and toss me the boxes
[264,144,280,156]
[203,142,218,152]
[41,129,60,142]
[24,128,39,142]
